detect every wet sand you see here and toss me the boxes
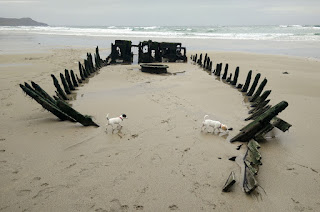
[1,48,320,211]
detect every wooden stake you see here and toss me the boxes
[241,70,252,92]
[20,84,74,122]
[247,73,261,96]
[245,105,270,121]
[249,78,267,102]
[60,73,71,94]
[231,101,288,142]
[51,74,68,100]
[226,73,232,83]
[251,90,271,107]
[222,63,229,80]
[31,81,56,105]
[65,69,75,90]
[79,61,86,80]
[56,100,99,127]
[249,100,270,114]
[70,70,79,87]
[231,67,239,86]
[76,74,82,84]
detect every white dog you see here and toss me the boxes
[201,115,232,134]
[106,114,127,133]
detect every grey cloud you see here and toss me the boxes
[0,0,319,26]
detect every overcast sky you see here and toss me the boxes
[0,0,319,26]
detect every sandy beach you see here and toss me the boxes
[1,46,320,211]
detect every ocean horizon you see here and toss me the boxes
[1,25,320,59]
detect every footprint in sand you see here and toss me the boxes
[134,205,144,210]
[95,208,107,212]
[169,205,179,210]
[17,189,31,197]
[151,154,162,165]
[32,176,41,181]
[65,163,76,169]
[107,199,129,211]
[121,205,129,210]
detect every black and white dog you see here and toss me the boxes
[106,114,127,133]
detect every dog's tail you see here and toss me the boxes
[106,113,109,124]
[203,115,209,121]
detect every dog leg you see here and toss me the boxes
[118,125,123,131]
[201,124,205,132]
[114,124,121,133]
[202,125,208,132]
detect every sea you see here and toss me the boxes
[1,25,320,59]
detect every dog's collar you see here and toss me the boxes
[219,124,222,128]
[119,116,123,120]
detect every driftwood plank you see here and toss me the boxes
[271,117,292,132]
[243,165,258,194]
[254,123,275,141]
[243,140,261,193]
[222,171,236,192]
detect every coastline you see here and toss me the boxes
[1,45,320,211]
[1,29,320,60]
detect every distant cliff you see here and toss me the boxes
[0,17,48,26]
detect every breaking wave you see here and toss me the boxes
[1,25,320,41]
